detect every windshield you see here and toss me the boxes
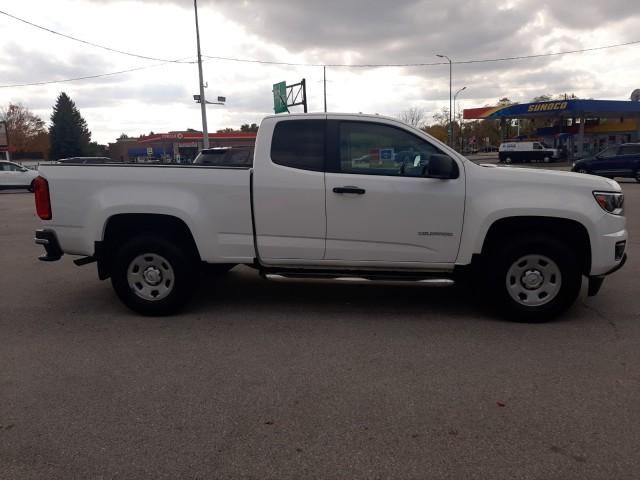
[597,147,617,158]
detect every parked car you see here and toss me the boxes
[0,161,39,191]
[193,146,254,167]
[572,143,640,182]
[498,141,559,164]
[56,157,119,164]
[33,113,627,322]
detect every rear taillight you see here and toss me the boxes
[34,176,52,220]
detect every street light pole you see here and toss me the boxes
[194,0,209,149]
[454,86,467,151]
[323,66,327,113]
[436,54,452,147]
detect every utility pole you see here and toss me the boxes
[323,66,327,113]
[194,0,209,149]
[436,54,452,147]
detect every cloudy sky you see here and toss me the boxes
[1,0,639,143]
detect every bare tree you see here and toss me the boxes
[432,107,450,127]
[531,94,552,102]
[398,107,427,128]
[0,103,49,156]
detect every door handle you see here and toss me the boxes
[333,186,366,195]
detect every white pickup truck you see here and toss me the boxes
[33,113,627,322]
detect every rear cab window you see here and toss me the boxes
[270,120,325,171]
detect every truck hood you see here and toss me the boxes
[475,163,621,192]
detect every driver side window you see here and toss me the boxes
[338,121,446,177]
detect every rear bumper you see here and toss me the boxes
[34,229,63,261]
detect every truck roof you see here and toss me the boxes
[261,112,398,122]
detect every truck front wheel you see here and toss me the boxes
[110,235,198,316]
[488,236,581,322]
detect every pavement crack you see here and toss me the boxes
[581,301,619,339]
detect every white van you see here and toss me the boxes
[498,141,559,164]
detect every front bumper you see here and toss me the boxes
[34,229,63,261]
[587,252,627,296]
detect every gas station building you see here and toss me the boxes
[463,99,640,158]
[108,131,257,163]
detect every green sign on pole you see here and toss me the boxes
[273,81,288,113]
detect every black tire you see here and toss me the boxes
[110,235,199,316]
[28,180,35,193]
[635,170,640,183]
[487,235,582,322]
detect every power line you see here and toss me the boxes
[0,9,196,64]
[0,60,188,88]
[1,33,638,88]
[2,7,639,70]
[203,39,640,67]
[455,40,640,65]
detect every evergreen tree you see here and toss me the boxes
[49,92,91,159]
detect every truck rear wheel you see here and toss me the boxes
[488,236,581,322]
[110,235,198,316]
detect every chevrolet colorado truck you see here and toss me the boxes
[33,113,627,321]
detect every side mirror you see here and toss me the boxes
[424,154,458,179]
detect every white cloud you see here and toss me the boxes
[1,0,639,143]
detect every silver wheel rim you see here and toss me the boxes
[127,253,175,301]
[506,254,562,307]
[578,169,587,174]
[505,157,512,164]
[543,157,550,163]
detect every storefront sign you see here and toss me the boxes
[527,102,568,113]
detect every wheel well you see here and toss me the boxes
[481,216,591,274]
[97,214,200,279]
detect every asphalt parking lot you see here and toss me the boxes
[1,178,639,479]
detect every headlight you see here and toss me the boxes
[593,191,624,215]
[572,162,576,168]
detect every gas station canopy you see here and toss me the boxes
[464,99,640,120]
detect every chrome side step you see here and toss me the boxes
[264,273,454,287]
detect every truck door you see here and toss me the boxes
[252,118,327,261]
[323,119,465,266]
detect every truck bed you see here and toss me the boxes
[38,164,255,263]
